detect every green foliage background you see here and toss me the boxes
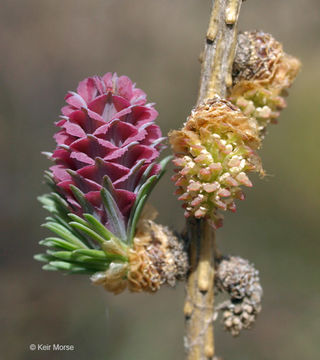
[1,1,319,359]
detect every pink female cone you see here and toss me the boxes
[47,73,165,239]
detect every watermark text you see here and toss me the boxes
[29,344,75,351]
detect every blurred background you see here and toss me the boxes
[1,0,319,359]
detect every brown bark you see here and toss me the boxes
[184,1,242,359]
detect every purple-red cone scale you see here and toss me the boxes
[48,73,163,232]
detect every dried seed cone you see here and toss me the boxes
[169,96,262,228]
[230,31,301,134]
[91,218,188,294]
[215,256,263,336]
[233,31,283,84]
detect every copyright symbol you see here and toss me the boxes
[29,344,36,351]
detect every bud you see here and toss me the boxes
[92,212,188,294]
